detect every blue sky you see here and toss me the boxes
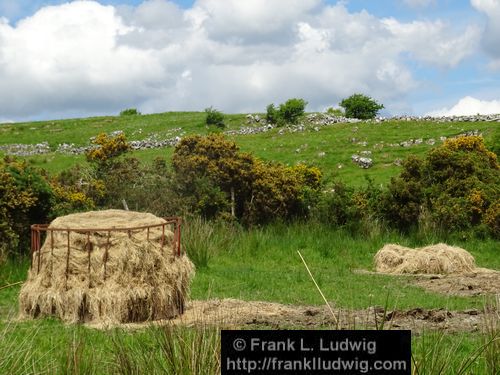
[0,0,499,122]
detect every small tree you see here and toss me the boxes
[266,104,279,124]
[339,94,384,120]
[279,98,307,124]
[120,108,140,116]
[204,107,225,128]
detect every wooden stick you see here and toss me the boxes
[297,250,338,324]
[0,281,23,291]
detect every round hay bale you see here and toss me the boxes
[19,209,195,324]
[374,243,477,275]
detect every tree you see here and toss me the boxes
[204,107,225,128]
[278,98,307,124]
[339,94,384,120]
[265,98,307,126]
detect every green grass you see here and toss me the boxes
[1,111,499,373]
[1,222,499,374]
[188,221,499,310]
[2,112,498,186]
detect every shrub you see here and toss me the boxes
[204,107,225,128]
[171,134,322,223]
[244,162,322,224]
[85,132,131,166]
[278,98,307,124]
[313,181,359,227]
[339,93,384,120]
[326,107,344,117]
[266,104,279,124]
[265,98,307,126]
[172,134,254,218]
[119,108,140,116]
[0,158,53,257]
[380,136,500,236]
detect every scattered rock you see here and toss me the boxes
[351,154,373,168]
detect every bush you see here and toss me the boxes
[244,162,322,224]
[85,132,131,166]
[380,136,500,237]
[266,104,279,124]
[265,98,307,126]
[326,107,344,117]
[120,108,140,116]
[339,93,384,120]
[204,107,225,128]
[312,181,358,226]
[0,158,53,257]
[171,134,322,223]
[172,134,254,219]
[278,98,307,124]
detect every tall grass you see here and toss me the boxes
[112,324,220,374]
[182,216,235,268]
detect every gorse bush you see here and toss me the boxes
[380,136,500,237]
[204,107,225,128]
[0,158,53,257]
[85,132,131,166]
[172,134,322,224]
[172,134,254,219]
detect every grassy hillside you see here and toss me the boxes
[1,112,498,186]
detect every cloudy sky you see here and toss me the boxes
[0,0,500,122]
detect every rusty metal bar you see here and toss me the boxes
[161,224,165,249]
[87,232,91,288]
[65,230,70,289]
[36,229,41,274]
[103,231,110,281]
[177,221,182,256]
[50,230,54,283]
[29,217,184,275]
[30,227,34,268]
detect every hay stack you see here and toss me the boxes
[374,243,477,275]
[19,209,195,324]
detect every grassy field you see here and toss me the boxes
[1,112,498,186]
[1,112,499,374]
[0,223,499,374]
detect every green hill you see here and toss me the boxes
[1,111,498,186]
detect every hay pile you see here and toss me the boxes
[19,209,194,324]
[374,243,477,275]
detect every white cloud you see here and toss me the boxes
[0,0,483,120]
[471,0,500,68]
[427,96,500,116]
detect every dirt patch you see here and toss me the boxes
[414,269,500,297]
[88,298,498,334]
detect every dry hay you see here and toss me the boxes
[374,243,477,275]
[19,209,195,324]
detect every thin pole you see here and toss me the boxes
[65,230,71,289]
[297,250,337,324]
